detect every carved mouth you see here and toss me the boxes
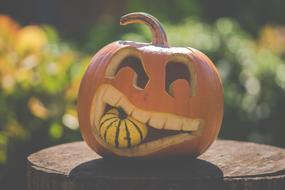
[90,84,204,157]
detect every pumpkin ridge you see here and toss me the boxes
[124,121,132,148]
[103,120,117,141]
[99,117,117,130]
[127,118,143,142]
[115,120,121,148]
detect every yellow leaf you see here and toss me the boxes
[17,26,47,54]
[28,97,48,119]
[0,15,19,45]
[258,25,285,53]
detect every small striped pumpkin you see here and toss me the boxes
[99,109,148,148]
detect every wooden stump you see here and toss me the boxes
[27,140,285,190]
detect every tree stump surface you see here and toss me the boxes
[27,140,285,190]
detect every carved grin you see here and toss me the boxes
[90,84,204,157]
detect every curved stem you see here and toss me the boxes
[120,12,169,47]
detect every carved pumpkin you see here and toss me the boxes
[78,12,224,158]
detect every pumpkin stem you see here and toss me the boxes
[120,12,169,47]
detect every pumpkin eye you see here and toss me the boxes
[165,61,191,96]
[116,56,149,89]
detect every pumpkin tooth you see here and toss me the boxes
[96,84,203,132]
[164,115,183,130]
[148,112,201,131]
[181,118,201,131]
[92,85,108,128]
[116,96,135,115]
[94,102,106,128]
[131,108,151,124]
[148,113,166,129]
[103,86,121,106]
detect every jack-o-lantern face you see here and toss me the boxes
[78,12,223,158]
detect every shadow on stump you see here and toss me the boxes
[69,157,224,190]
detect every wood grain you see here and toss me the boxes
[27,140,285,190]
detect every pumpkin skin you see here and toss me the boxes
[77,12,223,158]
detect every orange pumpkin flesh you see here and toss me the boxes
[78,12,224,158]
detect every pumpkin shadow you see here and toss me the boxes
[69,157,224,190]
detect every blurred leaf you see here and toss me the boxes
[0,133,8,164]
[28,97,48,119]
[258,25,285,54]
[42,25,59,43]
[62,111,79,130]
[49,123,63,140]
[0,15,90,180]
[16,26,47,55]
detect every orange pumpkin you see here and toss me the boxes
[77,12,223,158]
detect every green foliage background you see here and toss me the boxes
[1,1,285,189]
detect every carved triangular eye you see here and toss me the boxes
[116,56,149,89]
[165,61,191,96]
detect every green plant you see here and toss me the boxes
[0,15,90,188]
